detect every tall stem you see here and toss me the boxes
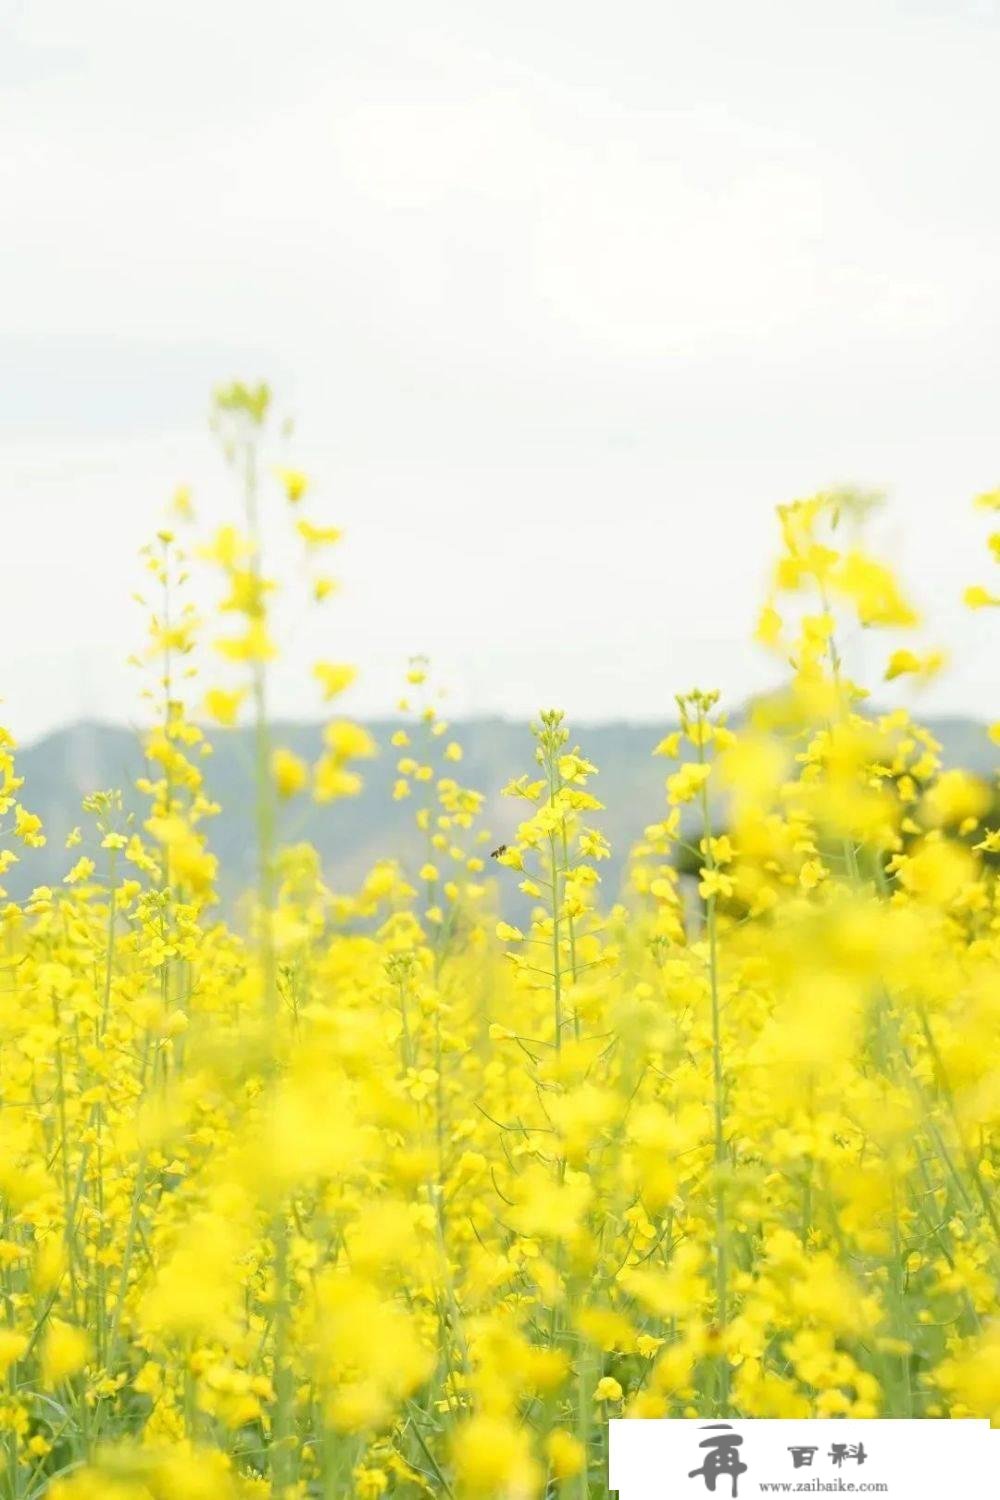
[696,704,729,1413]
[238,433,294,1495]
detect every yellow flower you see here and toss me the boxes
[545,1429,585,1478]
[313,662,357,701]
[0,1330,27,1374]
[755,603,783,648]
[41,1321,88,1385]
[214,621,276,663]
[14,806,45,846]
[203,687,246,726]
[666,762,711,805]
[271,747,308,799]
[296,518,342,549]
[171,483,194,520]
[698,868,733,900]
[200,523,252,568]
[275,466,308,502]
[451,1415,541,1498]
[593,1376,623,1403]
[884,648,945,681]
[832,550,918,626]
[922,769,991,830]
[652,731,682,758]
[313,762,363,801]
[323,721,376,760]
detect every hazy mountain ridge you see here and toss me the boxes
[9,714,996,912]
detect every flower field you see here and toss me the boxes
[1,382,1000,1498]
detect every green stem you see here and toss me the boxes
[696,704,729,1415]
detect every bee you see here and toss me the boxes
[490,844,508,860]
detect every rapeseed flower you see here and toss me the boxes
[0,425,996,1497]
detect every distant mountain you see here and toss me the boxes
[8,714,997,913]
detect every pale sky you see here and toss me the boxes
[2,0,999,743]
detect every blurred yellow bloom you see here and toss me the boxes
[203,687,246,726]
[593,1376,623,1403]
[275,466,308,502]
[313,661,357,700]
[41,1321,88,1385]
[296,518,342,548]
[271,746,308,798]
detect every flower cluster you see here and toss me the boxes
[0,428,997,1498]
